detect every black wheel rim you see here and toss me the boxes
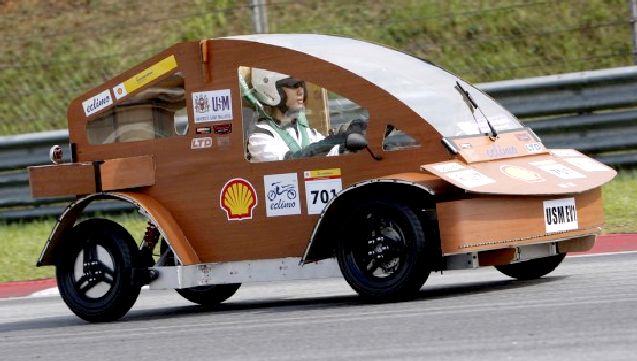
[350,208,409,280]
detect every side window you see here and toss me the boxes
[238,66,369,162]
[382,125,421,151]
[87,73,188,144]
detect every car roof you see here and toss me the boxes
[222,34,519,137]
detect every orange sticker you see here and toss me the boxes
[220,178,257,220]
[500,165,544,183]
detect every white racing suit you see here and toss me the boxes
[248,120,340,162]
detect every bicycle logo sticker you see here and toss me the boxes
[263,173,301,217]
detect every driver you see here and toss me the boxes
[247,68,342,162]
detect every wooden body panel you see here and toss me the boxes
[436,188,604,254]
[63,39,450,263]
[53,36,614,265]
[101,155,155,191]
[423,149,616,196]
[115,192,200,264]
[29,163,96,198]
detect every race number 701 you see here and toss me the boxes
[304,178,342,214]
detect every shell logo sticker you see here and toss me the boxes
[500,165,545,183]
[220,178,257,220]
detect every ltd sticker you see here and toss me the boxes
[543,198,578,233]
[191,137,212,149]
[304,168,342,215]
[264,173,301,217]
[192,89,233,123]
[220,178,257,221]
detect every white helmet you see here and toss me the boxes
[251,68,289,106]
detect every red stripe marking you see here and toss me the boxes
[0,278,57,298]
[569,234,637,256]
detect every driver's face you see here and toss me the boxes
[283,85,304,111]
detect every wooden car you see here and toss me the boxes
[28,34,616,322]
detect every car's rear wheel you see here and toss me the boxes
[336,201,430,301]
[495,253,566,280]
[56,218,141,322]
[176,284,241,306]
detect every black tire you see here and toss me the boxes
[56,218,141,322]
[495,253,566,280]
[176,284,241,306]
[336,201,430,301]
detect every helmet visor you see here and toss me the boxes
[276,78,305,89]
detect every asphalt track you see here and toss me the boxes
[1,233,635,298]
[2,248,637,360]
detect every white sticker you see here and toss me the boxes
[551,149,581,157]
[264,173,301,217]
[446,169,495,189]
[192,89,233,123]
[563,157,610,172]
[113,83,128,100]
[529,159,557,166]
[82,89,113,117]
[534,163,586,180]
[431,162,465,173]
[191,137,212,149]
[543,197,578,233]
[304,169,342,215]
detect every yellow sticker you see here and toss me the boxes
[121,55,177,95]
[304,168,341,180]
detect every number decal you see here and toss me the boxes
[304,168,343,215]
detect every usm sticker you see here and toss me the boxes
[192,89,233,123]
[220,178,257,221]
[113,55,177,100]
[264,173,301,217]
[543,197,578,233]
[304,168,342,215]
[82,89,113,117]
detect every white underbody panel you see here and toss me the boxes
[149,243,560,290]
[150,257,342,290]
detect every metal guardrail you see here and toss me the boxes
[2,66,637,220]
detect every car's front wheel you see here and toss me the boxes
[56,218,141,322]
[336,201,431,301]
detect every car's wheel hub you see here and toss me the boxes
[73,244,115,298]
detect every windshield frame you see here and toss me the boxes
[225,34,525,138]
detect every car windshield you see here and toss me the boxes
[227,34,523,137]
